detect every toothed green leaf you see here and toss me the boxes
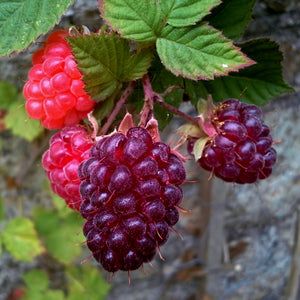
[0,0,74,56]
[101,0,164,42]
[2,217,44,261]
[156,23,255,80]
[159,0,221,27]
[67,32,152,101]
[187,39,294,105]
[205,0,256,40]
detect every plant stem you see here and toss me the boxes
[100,81,135,135]
[139,75,154,127]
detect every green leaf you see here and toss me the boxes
[0,81,17,109]
[23,269,49,292]
[193,39,294,105]
[204,0,256,40]
[50,192,73,219]
[184,79,209,107]
[44,212,84,264]
[101,0,164,42]
[67,32,152,101]
[0,0,74,56]
[33,206,60,235]
[5,98,44,141]
[159,0,221,27]
[2,217,44,261]
[66,265,111,300]
[43,290,65,300]
[156,23,255,80]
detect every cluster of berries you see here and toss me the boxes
[197,99,277,183]
[24,30,277,274]
[23,30,95,130]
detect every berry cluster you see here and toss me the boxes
[23,30,95,130]
[42,125,93,211]
[198,99,277,184]
[78,127,186,272]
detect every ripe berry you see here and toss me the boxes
[79,127,185,272]
[42,125,93,210]
[198,99,277,184]
[23,30,95,130]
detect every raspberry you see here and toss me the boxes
[42,125,93,210]
[78,127,185,272]
[23,30,95,130]
[198,99,277,184]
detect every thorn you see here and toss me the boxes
[175,205,190,213]
[170,227,184,240]
[207,168,214,181]
[156,242,165,261]
[81,253,94,264]
[128,271,131,285]
[147,259,155,269]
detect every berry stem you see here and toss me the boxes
[140,74,199,126]
[100,81,136,135]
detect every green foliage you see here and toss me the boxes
[1,217,44,261]
[186,39,294,105]
[67,32,152,101]
[156,24,255,80]
[101,0,164,42]
[205,0,257,40]
[0,80,17,109]
[0,0,74,56]
[160,0,221,27]
[0,194,4,223]
[22,269,65,300]
[5,97,44,142]
[33,205,84,265]
[66,265,111,300]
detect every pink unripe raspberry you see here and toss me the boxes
[42,125,93,211]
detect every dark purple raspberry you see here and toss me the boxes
[79,127,185,272]
[199,99,277,184]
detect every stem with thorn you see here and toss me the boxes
[100,81,135,135]
[140,74,199,126]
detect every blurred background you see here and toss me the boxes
[0,0,299,299]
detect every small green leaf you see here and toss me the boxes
[2,217,44,261]
[5,99,44,141]
[101,0,164,42]
[205,0,256,40]
[67,32,152,101]
[0,0,74,56]
[193,137,209,161]
[0,81,17,109]
[194,39,294,105]
[156,23,255,80]
[23,270,49,292]
[66,265,111,300]
[33,206,60,235]
[44,212,84,264]
[159,0,221,27]
[43,290,65,300]
[50,192,73,219]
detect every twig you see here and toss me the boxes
[100,81,135,135]
[140,74,199,126]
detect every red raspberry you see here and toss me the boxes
[198,99,277,184]
[23,30,95,130]
[42,125,93,211]
[78,127,185,272]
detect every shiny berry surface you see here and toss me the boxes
[199,99,277,184]
[23,30,95,130]
[79,127,185,272]
[42,125,93,210]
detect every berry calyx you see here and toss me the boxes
[197,99,277,184]
[23,30,95,130]
[42,125,93,211]
[78,126,186,272]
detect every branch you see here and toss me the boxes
[100,81,135,135]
